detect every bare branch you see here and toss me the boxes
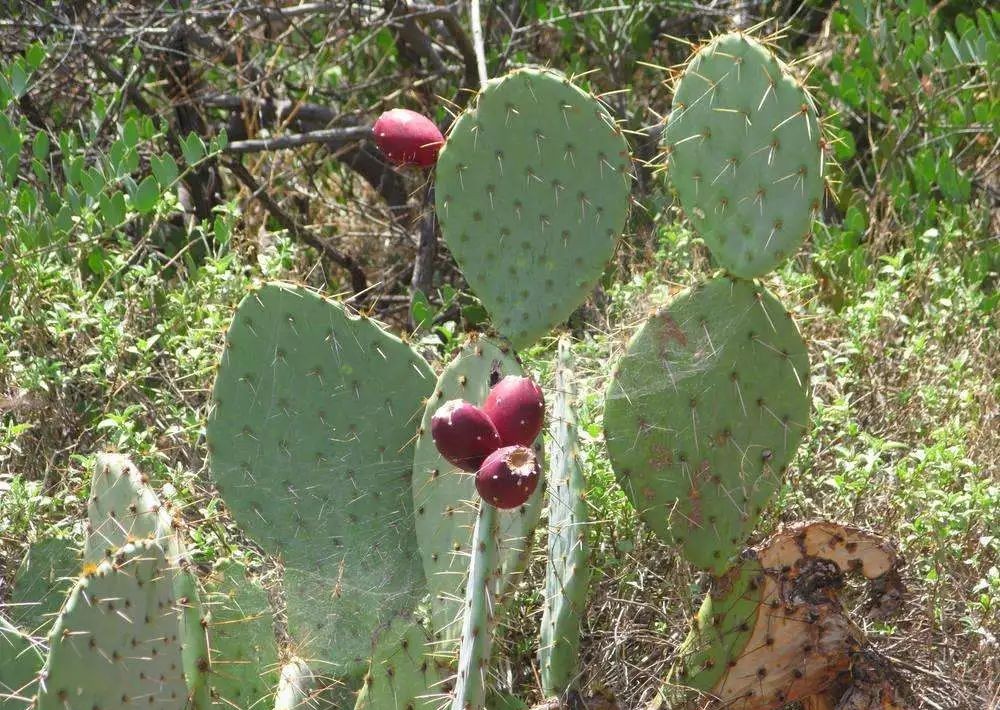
[224,159,368,294]
[224,125,372,154]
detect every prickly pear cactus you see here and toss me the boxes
[0,616,42,706]
[604,277,809,573]
[663,32,824,277]
[539,337,590,697]
[9,538,77,634]
[450,503,501,710]
[202,561,280,708]
[436,67,631,349]
[412,336,543,648]
[83,453,210,707]
[35,540,190,709]
[207,282,433,677]
[354,615,448,710]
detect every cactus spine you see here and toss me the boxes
[539,337,590,698]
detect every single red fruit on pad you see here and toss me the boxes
[373,109,444,167]
[475,445,540,510]
[430,399,502,472]
[482,375,545,447]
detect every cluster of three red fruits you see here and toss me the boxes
[431,376,545,509]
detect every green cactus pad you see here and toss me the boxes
[9,539,77,635]
[0,616,43,706]
[657,560,764,707]
[35,540,190,709]
[539,338,590,697]
[207,282,433,677]
[203,561,279,708]
[84,453,172,564]
[412,336,543,648]
[663,32,824,277]
[604,278,809,573]
[84,453,210,707]
[436,67,631,349]
[450,503,501,710]
[353,616,447,710]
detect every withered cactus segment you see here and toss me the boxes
[653,521,912,710]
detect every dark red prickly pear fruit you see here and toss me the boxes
[482,375,545,447]
[373,109,444,167]
[431,400,502,472]
[475,445,540,510]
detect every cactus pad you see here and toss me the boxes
[436,68,631,348]
[1,616,43,706]
[35,540,190,709]
[657,559,764,708]
[9,539,77,634]
[539,338,590,697]
[604,277,809,573]
[450,503,501,710]
[412,336,542,647]
[84,453,172,564]
[203,561,279,708]
[354,616,447,710]
[83,453,210,706]
[663,32,824,277]
[207,282,433,676]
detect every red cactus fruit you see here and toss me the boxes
[475,445,540,509]
[430,400,502,472]
[372,109,444,167]
[482,375,545,447]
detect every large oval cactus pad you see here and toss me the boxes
[604,278,809,573]
[412,336,543,648]
[436,68,631,349]
[664,33,824,277]
[207,283,433,676]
